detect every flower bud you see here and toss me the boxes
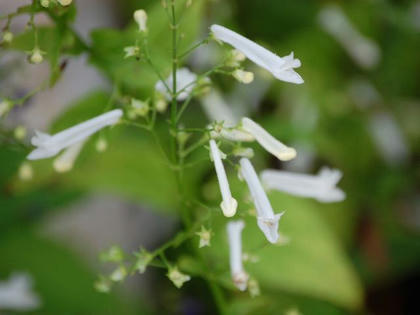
[18,162,33,181]
[58,0,72,6]
[14,126,27,140]
[195,226,211,248]
[134,9,147,32]
[110,265,127,282]
[233,69,254,84]
[154,92,168,113]
[40,0,50,8]
[226,49,246,67]
[233,147,254,159]
[0,99,13,117]
[133,248,153,274]
[2,31,13,44]
[100,245,124,263]
[96,138,108,152]
[123,46,140,59]
[248,278,260,298]
[94,276,112,293]
[167,267,191,288]
[128,98,149,119]
[28,48,44,64]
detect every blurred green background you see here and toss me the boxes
[1,0,419,314]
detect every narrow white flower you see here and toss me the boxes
[209,139,237,217]
[167,267,191,288]
[241,117,296,161]
[0,273,41,311]
[261,167,346,203]
[155,68,197,101]
[210,24,303,84]
[368,112,409,166]
[27,109,122,160]
[318,5,380,69]
[232,69,254,84]
[134,9,148,32]
[195,226,211,248]
[239,158,284,244]
[53,140,85,173]
[227,220,249,291]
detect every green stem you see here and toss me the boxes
[170,0,178,165]
[178,37,209,60]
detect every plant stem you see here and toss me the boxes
[170,0,178,165]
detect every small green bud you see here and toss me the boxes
[94,276,112,293]
[110,265,127,282]
[133,248,153,274]
[2,31,13,43]
[100,245,125,263]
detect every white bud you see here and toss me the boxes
[233,147,254,158]
[18,162,33,181]
[110,266,127,282]
[226,49,246,67]
[123,46,140,59]
[0,100,13,117]
[94,276,112,293]
[58,0,72,6]
[96,138,107,152]
[133,248,153,274]
[40,0,50,8]
[128,98,149,119]
[167,267,191,288]
[196,226,211,248]
[100,245,124,263]
[29,48,44,64]
[134,10,148,32]
[233,69,254,84]
[2,31,13,43]
[154,92,168,113]
[248,278,260,298]
[14,126,27,140]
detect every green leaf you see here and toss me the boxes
[89,0,205,91]
[0,230,146,315]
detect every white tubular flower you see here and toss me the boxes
[261,167,346,203]
[27,109,122,160]
[210,24,303,84]
[134,9,148,32]
[227,220,248,291]
[368,112,409,166]
[155,68,197,101]
[201,91,238,125]
[53,141,85,173]
[167,267,191,288]
[239,158,284,244]
[318,5,380,69]
[0,273,41,311]
[209,139,237,217]
[241,117,296,161]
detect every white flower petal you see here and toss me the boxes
[210,140,237,217]
[239,158,284,243]
[211,24,303,84]
[260,167,346,203]
[241,117,296,161]
[155,68,197,101]
[27,109,122,160]
[227,220,248,291]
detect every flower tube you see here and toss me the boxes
[239,158,284,243]
[209,139,237,217]
[227,220,248,291]
[261,167,346,202]
[241,117,296,161]
[27,109,122,160]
